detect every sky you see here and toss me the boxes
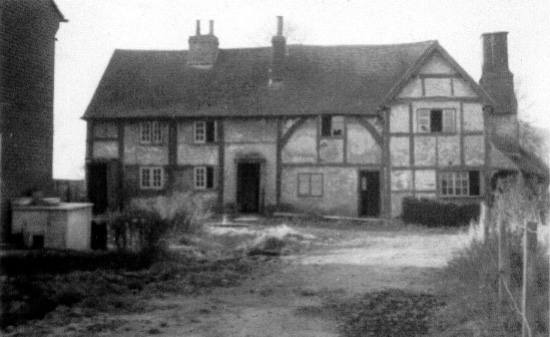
[53,0,550,179]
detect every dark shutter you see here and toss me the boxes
[206,121,216,143]
[469,171,480,196]
[430,110,443,132]
[321,116,332,137]
[206,167,215,189]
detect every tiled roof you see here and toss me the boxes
[492,135,549,180]
[83,41,436,119]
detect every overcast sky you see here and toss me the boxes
[53,0,550,179]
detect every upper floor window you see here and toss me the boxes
[140,121,163,144]
[417,109,456,133]
[140,167,164,190]
[194,121,217,144]
[321,116,344,137]
[440,170,480,197]
[194,166,215,189]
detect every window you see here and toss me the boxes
[297,173,323,197]
[440,171,480,196]
[194,121,217,143]
[194,166,215,189]
[321,116,344,137]
[417,109,455,133]
[139,167,164,189]
[140,121,163,144]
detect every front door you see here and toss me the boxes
[237,163,260,213]
[359,170,380,217]
[87,162,108,214]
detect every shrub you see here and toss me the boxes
[109,208,170,252]
[402,197,480,227]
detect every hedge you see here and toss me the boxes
[402,197,480,227]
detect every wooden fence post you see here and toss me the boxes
[522,221,537,337]
[497,213,510,314]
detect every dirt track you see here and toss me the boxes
[18,225,469,337]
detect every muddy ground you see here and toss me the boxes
[4,221,469,337]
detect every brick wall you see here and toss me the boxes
[0,0,64,240]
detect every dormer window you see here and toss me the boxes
[321,116,344,137]
[194,121,217,144]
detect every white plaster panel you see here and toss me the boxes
[418,54,456,74]
[464,135,485,166]
[391,170,412,191]
[178,145,218,165]
[346,123,381,164]
[319,138,344,163]
[397,77,422,98]
[463,103,484,132]
[452,78,477,97]
[177,122,193,144]
[414,136,436,166]
[93,122,118,139]
[124,124,169,165]
[282,118,317,163]
[391,192,413,217]
[92,141,118,159]
[424,78,452,97]
[390,104,410,133]
[438,136,460,166]
[281,166,358,216]
[414,170,436,191]
[390,136,410,167]
[223,143,277,206]
[225,119,277,143]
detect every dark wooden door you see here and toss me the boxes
[359,170,380,217]
[87,162,108,214]
[237,163,260,213]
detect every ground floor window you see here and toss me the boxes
[297,173,323,197]
[194,166,215,189]
[139,167,164,189]
[440,170,480,196]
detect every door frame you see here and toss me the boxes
[235,156,265,214]
[357,169,381,217]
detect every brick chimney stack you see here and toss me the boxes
[480,32,517,115]
[188,19,219,68]
[270,16,286,83]
[480,32,519,145]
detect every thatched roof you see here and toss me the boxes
[83,41,436,119]
[492,135,549,181]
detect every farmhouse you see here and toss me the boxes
[83,17,546,219]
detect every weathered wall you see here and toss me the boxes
[124,123,169,165]
[177,122,218,166]
[346,119,381,164]
[389,51,487,217]
[223,119,278,206]
[282,118,317,163]
[281,166,358,216]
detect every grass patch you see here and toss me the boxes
[0,250,261,329]
[329,289,444,337]
[433,234,549,336]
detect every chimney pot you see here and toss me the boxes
[276,16,283,36]
[209,20,214,35]
[195,20,201,35]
